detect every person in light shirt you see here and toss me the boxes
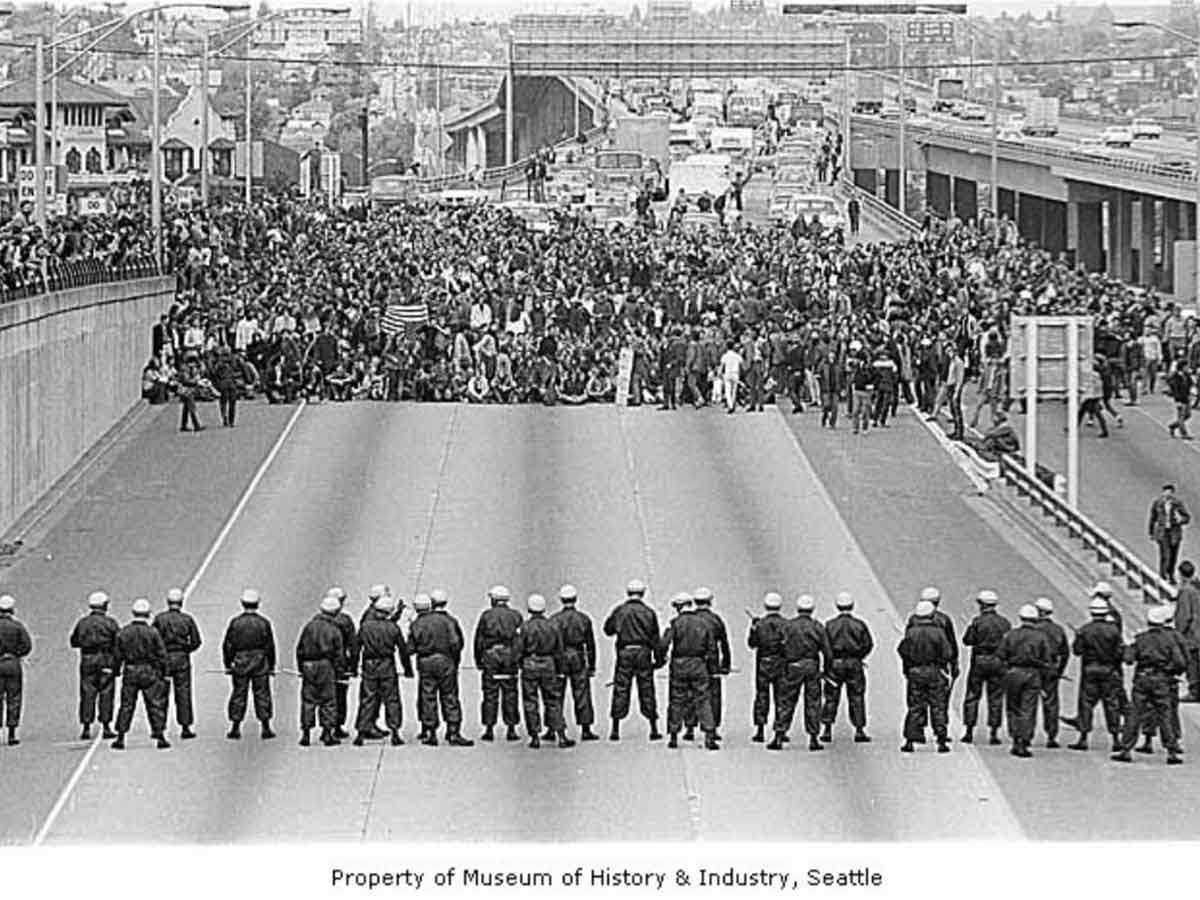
[719,342,743,415]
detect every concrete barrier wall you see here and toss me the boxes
[0,276,174,538]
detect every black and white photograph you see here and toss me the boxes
[1,0,1199,895]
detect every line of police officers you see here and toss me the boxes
[0,577,1187,764]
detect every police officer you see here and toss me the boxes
[69,591,119,741]
[1112,605,1187,765]
[296,595,346,747]
[661,593,719,751]
[997,604,1054,759]
[221,589,277,740]
[353,592,413,746]
[473,585,522,743]
[687,586,730,741]
[961,589,1010,746]
[1033,597,1069,748]
[770,595,832,752]
[112,598,170,750]
[748,592,787,743]
[820,592,874,744]
[603,579,662,742]
[152,587,201,740]
[906,586,958,743]
[898,599,955,754]
[357,584,398,739]
[515,593,574,749]
[326,587,359,741]
[550,584,599,741]
[0,595,32,746]
[1067,596,1126,753]
[408,592,473,747]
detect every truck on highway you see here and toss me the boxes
[669,157,732,205]
[932,77,965,114]
[692,91,725,123]
[852,73,884,116]
[727,90,768,128]
[595,116,671,200]
[1020,96,1060,137]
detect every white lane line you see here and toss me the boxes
[770,408,1027,839]
[407,405,458,598]
[32,400,307,847]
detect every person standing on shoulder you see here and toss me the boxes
[1175,561,1200,703]
[0,595,32,746]
[70,591,120,741]
[1149,483,1190,584]
[152,587,201,740]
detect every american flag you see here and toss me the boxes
[381,301,429,335]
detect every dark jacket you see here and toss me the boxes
[695,607,731,674]
[898,620,954,673]
[70,611,120,662]
[781,614,832,670]
[997,623,1053,671]
[1149,495,1190,542]
[473,605,523,667]
[152,609,202,655]
[221,611,276,674]
[358,609,413,677]
[660,611,715,663]
[115,620,168,675]
[408,610,464,663]
[825,612,874,661]
[295,613,344,669]
[1035,618,1070,677]
[906,609,959,675]
[1125,626,1188,676]
[514,614,564,671]
[603,599,660,650]
[748,612,788,658]
[0,613,33,661]
[1072,619,1124,668]
[551,606,597,673]
[962,610,1011,658]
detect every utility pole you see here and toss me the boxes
[897,20,907,216]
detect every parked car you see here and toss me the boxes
[1131,118,1163,140]
[1101,126,1134,148]
[957,104,988,123]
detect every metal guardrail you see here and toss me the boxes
[999,454,1176,606]
[413,126,608,194]
[1,255,161,304]
[841,179,923,237]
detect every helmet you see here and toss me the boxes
[693,587,714,605]
[0,595,14,613]
[763,592,783,610]
[914,600,935,618]
[320,595,341,614]
[489,585,512,603]
[1091,581,1113,597]
[368,584,388,600]
[327,586,347,602]
[920,586,941,603]
[131,598,152,617]
[527,593,547,614]
[626,578,647,596]
[413,593,432,612]
[976,589,998,606]
[88,590,110,609]
[559,584,578,602]
[671,592,693,609]
[166,587,184,605]
[796,594,816,613]
[1018,604,1039,621]
[1035,597,1054,615]
[375,593,397,614]
[240,589,260,608]
[430,589,448,608]
[835,592,853,611]
[1148,605,1173,626]
[1088,597,1110,615]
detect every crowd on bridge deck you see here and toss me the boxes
[0,573,1197,762]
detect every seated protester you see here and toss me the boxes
[465,367,491,404]
[492,352,517,403]
[413,362,436,402]
[142,357,171,404]
[326,361,355,401]
[963,410,1021,462]
[586,366,615,403]
[264,357,290,404]
[381,349,403,401]
[304,362,327,403]
[366,356,387,401]
[430,359,452,401]
[559,366,588,405]
[449,363,470,401]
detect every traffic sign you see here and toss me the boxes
[905,19,955,44]
[841,21,888,45]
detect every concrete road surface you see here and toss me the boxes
[2,395,1199,844]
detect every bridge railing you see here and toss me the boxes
[841,179,923,237]
[998,453,1176,607]
[413,126,608,194]
[1,255,161,304]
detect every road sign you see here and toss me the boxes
[1010,316,1096,400]
[905,19,955,44]
[840,21,888,45]
[17,165,55,204]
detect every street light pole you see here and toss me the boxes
[34,37,46,229]
[898,21,907,215]
[152,8,162,268]
[200,32,210,204]
[991,37,999,232]
[245,16,253,205]
[842,33,851,185]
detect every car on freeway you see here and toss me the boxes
[551,165,591,204]
[1101,125,1134,148]
[679,211,723,234]
[1132,118,1163,140]
[957,104,988,123]
[497,200,556,234]
[997,127,1024,142]
[879,104,901,120]
[438,189,489,207]
[790,193,846,232]
[907,113,933,128]
[774,165,812,188]
[768,191,797,224]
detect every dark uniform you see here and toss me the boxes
[774,613,832,745]
[996,622,1054,754]
[1116,625,1187,758]
[748,611,788,736]
[0,609,33,738]
[661,610,717,741]
[356,607,413,739]
[473,603,523,732]
[514,612,566,739]
[905,607,958,738]
[152,606,202,731]
[821,610,874,734]
[1035,616,1070,744]
[408,608,467,739]
[332,609,358,738]
[550,603,597,732]
[898,619,955,747]
[1071,617,1125,744]
[296,613,345,738]
[687,605,731,733]
[603,598,661,731]
[221,610,276,726]
[69,608,120,733]
[114,619,169,739]
[961,609,1011,737]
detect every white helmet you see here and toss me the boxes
[375,593,397,614]
[976,589,998,606]
[796,594,816,613]
[527,593,547,613]
[1088,597,1110,615]
[914,600,935,618]
[0,595,15,613]
[88,590,110,609]
[920,586,941,604]
[165,587,184,605]
[1019,604,1039,621]
[319,595,341,615]
[240,589,261,608]
[763,592,783,611]
[1035,597,1054,615]
[131,598,152,617]
[834,592,853,611]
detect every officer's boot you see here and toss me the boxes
[961,727,974,744]
[854,728,871,743]
[767,732,785,751]
[447,728,474,747]
[333,726,350,740]
[1046,734,1061,750]
[936,737,951,753]
[609,719,621,741]
[390,730,404,747]
[528,733,541,749]
[649,720,663,741]
[320,727,340,747]
[988,727,1002,746]
[1110,733,1122,754]
[820,723,833,743]
[581,725,599,741]
[8,726,19,746]
[808,734,824,752]
[668,732,679,749]
[353,732,366,747]
[683,726,695,741]
[505,724,520,742]
[481,725,495,742]
[1068,733,1089,751]
[110,733,125,750]
[261,721,276,740]
[1167,747,1184,765]
[226,721,241,740]
[704,731,719,751]
[900,741,914,753]
[101,723,117,740]
[557,730,576,749]
[79,725,91,741]
[1137,736,1155,754]
[423,729,439,747]
[1012,741,1032,759]
[752,724,765,743]
[542,727,556,741]
[1111,747,1133,762]
[181,726,196,740]
[365,725,387,740]
[154,733,171,750]
[299,728,311,747]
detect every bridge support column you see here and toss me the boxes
[1136,195,1158,288]
[1070,201,1103,272]
[1017,193,1042,247]
[1107,191,1134,284]
[1163,200,1181,293]
[952,176,976,223]
[926,171,950,218]
[884,169,899,210]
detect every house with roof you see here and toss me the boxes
[158,81,239,184]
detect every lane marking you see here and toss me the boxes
[770,408,1027,839]
[32,401,307,847]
